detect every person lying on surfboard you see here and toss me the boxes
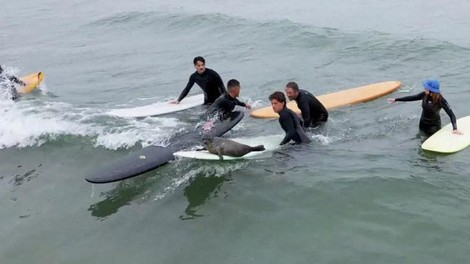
[387,79,463,136]
[0,65,25,100]
[269,91,311,145]
[171,56,226,106]
[284,81,328,128]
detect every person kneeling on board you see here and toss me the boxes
[284,81,328,128]
[171,56,226,106]
[269,91,311,145]
[0,65,25,100]
[387,79,462,136]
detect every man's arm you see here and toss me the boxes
[234,98,246,107]
[297,97,311,127]
[8,75,25,86]
[176,74,196,103]
[212,70,226,95]
[279,112,297,145]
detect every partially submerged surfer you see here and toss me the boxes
[0,65,25,100]
[269,91,311,145]
[285,81,328,128]
[171,56,226,106]
[387,79,462,136]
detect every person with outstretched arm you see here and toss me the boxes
[171,56,226,106]
[387,79,462,136]
[205,79,251,120]
[0,65,25,100]
[285,81,328,128]
[269,91,311,145]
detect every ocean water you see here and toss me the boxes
[1,0,470,263]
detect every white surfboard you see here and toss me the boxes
[107,94,204,118]
[421,115,470,153]
[173,134,284,160]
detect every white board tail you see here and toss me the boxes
[421,115,470,153]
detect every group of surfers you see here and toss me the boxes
[1,57,463,145]
[168,56,463,145]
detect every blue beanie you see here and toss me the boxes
[423,80,440,93]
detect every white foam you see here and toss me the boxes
[311,134,334,145]
[0,99,182,150]
[0,66,23,100]
[250,99,266,108]
[154,162,247,201]
[94,116,181,149]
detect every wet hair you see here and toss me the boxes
[428,92,442,104]
[285,81,299,92]
[193,56,205,65]
[268,91,287,107]
[227,79,240,91]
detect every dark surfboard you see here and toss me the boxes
[85,111,244,183]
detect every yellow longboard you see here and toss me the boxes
[250,81,402,118]
[18,72,44,94]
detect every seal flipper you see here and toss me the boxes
[217,147,224,160]
[250,145,265,152]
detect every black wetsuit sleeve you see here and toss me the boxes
[297,97,311,127]
[213,70,226,95]
[7,75,25,86]
[440,97,458,130]
[177,74,196,102]
[234,98,246,107]
[394,92,425,102]
[279,111,297,145]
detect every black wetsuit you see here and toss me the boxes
[395,92,457,135]
[278,107,311,145]
[177,68,226,105]
[205,92,246,120]
[0,70,23,100]
[295,89,328,128]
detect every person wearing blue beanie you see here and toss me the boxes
[387,80,462,136]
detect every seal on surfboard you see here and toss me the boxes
[202,134,265,160]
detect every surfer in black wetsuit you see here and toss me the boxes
[285,81,328,128]
[0,65,24,100]
[269,91,311,145]
[171,56,226,106]
[388,79,462,136]
[205,79,251,120]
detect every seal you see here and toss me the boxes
[202,134,265,160]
